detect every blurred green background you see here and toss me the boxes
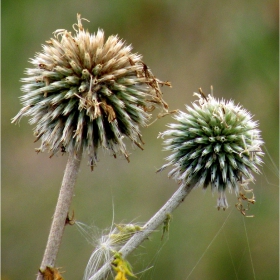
[2,1,279,279]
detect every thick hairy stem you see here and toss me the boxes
[36,149,83,280]
[90,183,195,280]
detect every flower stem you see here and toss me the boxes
[36,149,83,280]
[89,183,195,280]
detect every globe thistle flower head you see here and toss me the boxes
[158,88,264,210]
[12,14,170,169]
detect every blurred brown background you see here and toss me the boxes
[2,1,279,279]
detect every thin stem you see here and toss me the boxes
[36,149,83,279]
[90,183,195,280]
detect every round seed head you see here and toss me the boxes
[12,14,170,169]
[158,89,264,210]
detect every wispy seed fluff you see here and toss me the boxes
[12,14,170,169]
[75,221,143,280]
[79,222,144,280]
[158,89,264,210]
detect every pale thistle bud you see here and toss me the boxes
[158,88,264,211]
[12,14,170,169]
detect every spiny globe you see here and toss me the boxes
[12,14,170,170]
[158,89,264,210]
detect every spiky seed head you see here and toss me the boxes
[12,14,170,169]
[158,89,264,210]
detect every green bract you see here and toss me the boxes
[158,90,264,209]
[12,14,169,169]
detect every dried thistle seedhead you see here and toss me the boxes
[12,14,170,169]
[158,88,264,210]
